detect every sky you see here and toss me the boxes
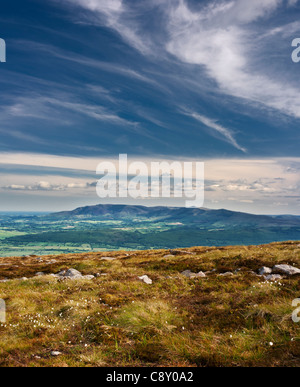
[0,0,300,214]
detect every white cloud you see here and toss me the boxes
[165,0,300,119]
[183,110,246,152]
[0,153,300,213]
[62,0,152,55]
[55,0,300,120]
[3,180,97,192]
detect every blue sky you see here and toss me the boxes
[0,0,300,213]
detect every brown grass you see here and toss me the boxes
[0,241,299,367]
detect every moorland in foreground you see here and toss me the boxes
[0,241,299,367]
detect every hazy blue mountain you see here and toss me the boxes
[3,204,300,255]
[51,204,300,229]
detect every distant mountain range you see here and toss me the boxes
[52,204,300,229]
[5,204,299,253]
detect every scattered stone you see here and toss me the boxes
[46,260,57,265]
[181,270,206,278]
[19,277,28,281]
[138,275,152,284]
[265,274,282,282]
[64,268,82,278]
[219,272,234,277]
[181,270,193,278]
[56,268,94,280]
[194,271,206,278]
[83,275,95,280]
[35,272,45,277]
[50,274,60,278]
[57,270,67,277]
[50,351,62,357]
[258,267,272,276]
[0,279,8,283]
[100,257,116,261]
[272,264,300,276]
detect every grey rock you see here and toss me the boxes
[46,260,57,265]
[163,255,175,258]
[57,270,67,277]
[181,270,193,278]
[35,272,45,277]
[56,268,87,280]
[194,271,206,278]
[265,274,282,281]
[64,268,82,278]
[138,275,152,285]
[83,275,95,280]
[181,270,206,278]
[272,264,300,276]
[219,272,234,277]
[258,267,272,276]
[100,257,116,261]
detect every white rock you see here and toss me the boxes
[100,257,116,261]
[50,351,62,357]
[258,267,272,276]
[35,272,45,277]
[272,264,300,276]
[138,275,152,285]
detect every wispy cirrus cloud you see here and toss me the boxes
[61,0,300,119]
[165,0,300,118]
[57,0,153,55]
[182,109,246,152]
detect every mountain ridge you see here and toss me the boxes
[50,203,300,228]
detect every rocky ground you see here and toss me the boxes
[0,241,299,367]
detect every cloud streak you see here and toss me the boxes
[183,109,246,152]
[165,0,300,119]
